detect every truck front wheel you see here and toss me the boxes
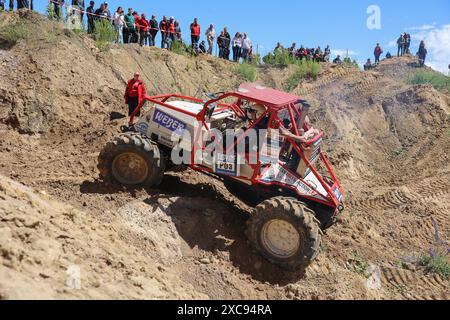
[98,133,165,187]
[247,197,322,271]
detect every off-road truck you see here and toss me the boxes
[98,83,344,270]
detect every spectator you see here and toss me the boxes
[86,1,95,33]
[149,15,158,46]
[397,34,405,57]
[232,32,242,62]
[71,1,85,21]
[221,27,231,60]
[53,0,64,20]
[103,1,110,18]
[174,20,181,41]
[138,13,150,47]
[314,46,323,62]
[417,40,427,67]
[8,0,13,11]
[168,17,175,50]
[324,45,331,62]
[205,24,215,55]
[242,33,252,62]
[159,16,168,49]
[124,72,147,125]
[288,43,296,56]
[364,58,373,71]
[113,7,125,45]
[217,31,224,58]
[124,8,137,44]
[17,0,30,9]
[199,41,207,54]
[333,55,342,64]
[0,1,5,10]
[386,52,392,59]
[374,43,383,64]
[404,33,411,54]
[274,42,284,54]
[190,18,201,54]
[94,3,109,20]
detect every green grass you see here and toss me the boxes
[347,251,369,277]
[419,255,450,279]
[171,39,190,57]
[263,49,297,67]
[407,70,450,93]
[93,19,116,52]
[0,21,30,45]
[285,60,321,91]
[234,63,258,82]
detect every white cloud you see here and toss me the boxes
[332,49,358,58]
[411,24,450,74]
[408,24,436,31]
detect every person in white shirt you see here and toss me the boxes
[205,24,215,55]
[113,7,125,45]
[241,33,252,62]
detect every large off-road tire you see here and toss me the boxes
[98,132,165,187]
[247,197,322,271]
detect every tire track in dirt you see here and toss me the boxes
[381,267,449,300]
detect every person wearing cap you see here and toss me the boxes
[103,1,110,18]
[190,18,201,54]
[124,72,147,125]
[205,24,215,55]
[149,15,158,46]
[159,16,168,49]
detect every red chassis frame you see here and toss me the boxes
[130,87,345,212]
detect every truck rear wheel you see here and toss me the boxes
[98,133,165,187]
[247,197,321,271]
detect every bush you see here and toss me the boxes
[0,21,30,45]
[419,255,450,279]
[171,39,190,56]
[285,60,321,91]
[263,49,297,67]
[407,70,450,93]
[94,19,116,52]
[234,63,258,82]
[343,57,360,69]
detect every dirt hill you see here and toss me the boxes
[0,11,449,300]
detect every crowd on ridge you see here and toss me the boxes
[3,1,434,71]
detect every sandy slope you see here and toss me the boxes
[0,11,449,300]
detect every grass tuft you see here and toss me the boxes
[234,63,258,82]
[407,70,450,93]
[285,60,321,91]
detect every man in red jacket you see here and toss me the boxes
[374,43,383,64]
[124,72,147,125]
[138,13,150,46]
[190,18,201,54]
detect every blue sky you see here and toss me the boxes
[35,0,450,73]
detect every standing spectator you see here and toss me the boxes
[397,34,405,57]
[417,40,427,67]
[168,17,175,50]
[113,7,125,45]
[274,42,284,54]
[232,33,242,62]
[159,16,168,49]
[217,31,224,58]
[71,1,85,21]
[86,1,95,33]
[138,13,149,46]
[149,15,158,46]
[222,27,231,60]
[124,8,137,44]
[205,24,215,55]
[242,33,252,62]
[324,45,331,62]
[288,43,296,56]
[124,72,147,125]
[132,11,140,44]
[103,1,110,18]
[374,43,383,64]
[190,18,201,54]
[174,20,181,41]
[0,1,5,10]
[314,46,323,62]
[53,0,64,20]
[94,3,108,20]
[405,33,411,54]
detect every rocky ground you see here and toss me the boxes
[0,11,448,300]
